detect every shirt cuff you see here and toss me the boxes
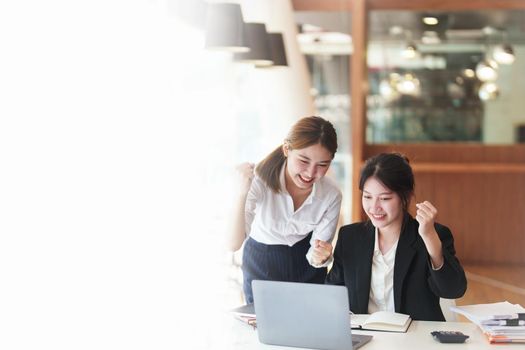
[306,246,333,268]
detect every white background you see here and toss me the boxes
[0,1,229,348]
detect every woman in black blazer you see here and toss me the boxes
[325,153,467,321]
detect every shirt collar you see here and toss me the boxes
[373,227,400,257]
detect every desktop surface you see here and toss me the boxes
[226,318,519,349]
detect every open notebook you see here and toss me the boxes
[351,311,412,333]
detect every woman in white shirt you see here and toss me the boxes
[325,153,466,321]
[230,116,342,304]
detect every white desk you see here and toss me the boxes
[225,318,520,349]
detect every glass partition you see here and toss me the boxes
[367,9,525,144]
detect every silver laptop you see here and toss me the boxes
[252,280,372,350]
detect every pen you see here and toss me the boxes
[482,319,525,326]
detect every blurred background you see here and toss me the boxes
[1,0,524,348]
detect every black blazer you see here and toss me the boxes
[326,216,467,321]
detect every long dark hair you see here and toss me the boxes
[359,152,414,213]
[256,116,338,193]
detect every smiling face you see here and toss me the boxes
[362,176,404,235]
[283,143,332,191]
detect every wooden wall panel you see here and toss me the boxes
[364,144,525,164]
[411,172,525,264]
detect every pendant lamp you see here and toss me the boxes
[234,22,273,67]
[204,3,249,52]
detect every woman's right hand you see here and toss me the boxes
[311,239,333,266]
[236,162,255,195]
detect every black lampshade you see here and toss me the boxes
[264,32,288,67]
[234,22,273,67]
[204,3,249,52]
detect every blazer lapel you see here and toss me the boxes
[356,224,375,313]
[393,218,418,312]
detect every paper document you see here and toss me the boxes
[450,301,525,325]
[451,301,525,343]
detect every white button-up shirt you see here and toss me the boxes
[245,165,342,266]
[368,228,398,313]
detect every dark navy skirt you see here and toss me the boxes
[241,232,327,304]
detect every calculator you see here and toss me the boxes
[431,331,470,343]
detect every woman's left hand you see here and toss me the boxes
[416,201,444,269]
[415,200,438,238]
[311,239,333,266]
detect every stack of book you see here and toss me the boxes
[230,304,257,329]
[451,301,525,343]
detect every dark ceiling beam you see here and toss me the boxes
[292,0,525,11]
[368,0,525,10]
